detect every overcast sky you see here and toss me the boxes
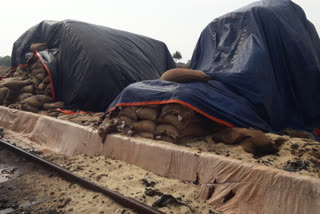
[0,0,319,62]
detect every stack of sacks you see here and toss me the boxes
[0,50,64,117]
[98,103,280,156]
[98,103,216,144]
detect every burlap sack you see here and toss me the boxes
[160,104,195,120]
[43,76,50,84]
[158,114,187,130]
[4,89,19,105]
[30,76,41,87]
[31,67,44,75]
[0,87,8,101]
[17,93,33,102]
[116,116,134,127]
[43,102,64,110]
[133,120,156,133]
[3,79,32,90]
[154,124,179,139]
[38,82,47,91]
[30,61,43,71]
[30,43,48,52]
[160,68,210,83]
[44,84,52,96]
[35,72,46,81]
[21,103,40,113]
[134,132,154,139]
[21,85,34,93]
[136,107,159,121]
[118,107,138,120]
[154,135,175,143]
[212,127,246,144]
[281,128,315,140]
[21,95,52,108]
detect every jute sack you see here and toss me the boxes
[133,120,156,133]
[136,107,159,121]
[237,128,278,156]
[0,88,8,104]
[30,76,41,87]
[116,116,135,127]
[21,85,34,93]
[154,135,175,143]
[118,107,138,120]
[21,103,40,113]
[43,76,50,84]
[160,68,210,83]
[44,84,52,96]
[3,79,32,90]
[30,43,48,52]
[4,89,20,105]
[21,95,52,108]
[212,127,247,144]
[38,82,47,91]
[160,103,195,121]
[31,67,44,75]
[134,132,154,139]
[158,114,188,130]
[35,72,46,81]
[154,124,179,139]
[30,61,43,71]
[17,93,33,102]
[43,102,64,110]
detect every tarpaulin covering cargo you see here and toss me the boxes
[10,20,175,111]
[107,0,320,133]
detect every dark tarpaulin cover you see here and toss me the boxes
[107,0,320,133]
[11,20,175,111]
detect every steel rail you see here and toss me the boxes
[0,139,164,214]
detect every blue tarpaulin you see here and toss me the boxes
[107,0,320,133]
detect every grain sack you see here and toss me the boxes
[30,61,43,71]
[30,43,48,52]
[17,93,33,102]
[134,132,154,139]
[136,107,159,121]
[160,68,210,83]
[44,84,52,96]
[30,76,41,87]
[21,85,34,93]
[118,107,138,120]
[0,88,8,104]
[38,82,47,91]
[119,126,134,136]
[21,103,40,113]
[180,121,212,138]
[154,135,175,143]
[4,89,19,105]
[160,103,195,120]
[116,116,134,127]
[43,102,64,110]
[154,124,179,139]
[38,111,50,116]
[3,79,32,90]
[21,95,52,108]
[43,76,50,84]
[31,68,44,75]
[133,120,156,132]
[158,114,187,130]
[35,72,46,81]
[212,128,247,144]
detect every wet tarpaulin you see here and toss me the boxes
[11,20,175,111]
[107,0,320,133]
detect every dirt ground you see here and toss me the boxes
[0,146,221,214]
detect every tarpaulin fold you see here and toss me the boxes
[108,0,320,133]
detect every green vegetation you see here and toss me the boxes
[172,51,182,62]
[0,56,11,66]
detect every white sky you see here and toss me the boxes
[0,0,319,62]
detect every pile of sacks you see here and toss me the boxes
[98,103,216,144]
[0,54,64,117]
[98,103,280,156]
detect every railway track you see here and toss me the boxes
[0,139,165,214]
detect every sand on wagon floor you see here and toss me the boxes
[0,145,221,214]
